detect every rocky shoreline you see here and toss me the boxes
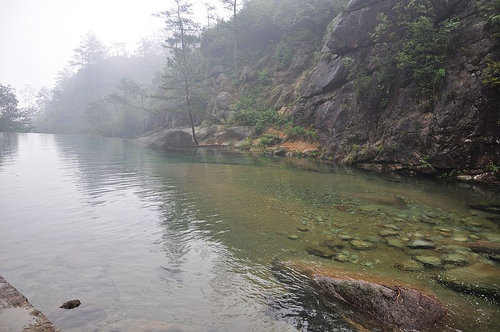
[0,276,59,332]
[138,127,500,186]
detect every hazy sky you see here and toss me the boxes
[0,0,223,95]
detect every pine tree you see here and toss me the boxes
[160,0,200,145]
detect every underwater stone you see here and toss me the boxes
[407,239,436,249]
[379,229,399,237]
[452,235,468,242]
[351,239,375,250]
[413,255,442,267]
[386,238,405,249]
[395,260,425,272]
[442,253,469,266]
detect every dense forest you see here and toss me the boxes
[2,0,499,179]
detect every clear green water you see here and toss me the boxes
[0,133,498,331]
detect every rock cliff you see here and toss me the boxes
[290,0,499,179]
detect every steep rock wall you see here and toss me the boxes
[292,0,499,176]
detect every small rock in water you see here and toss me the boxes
[407,239,436,249]
[482,232,500,242]
[469,234,481,240]
[466,221,484,227]
[420,218,437,225]
[379,229,399,237]
[306,245,336,258]
[452,235,468,242]
[297,226,309,232]
[334,253,350,263]
[60,299,81,309]
[413,255,442,267]
[350,239,375,250]
[321,239,345,250]
[288,235,299,240]
[339,234,352,241]
[395,260,425,272]
[383,224,400,230]
[488,254,500,263]
[442,253,469,266]
[386,238,405,249]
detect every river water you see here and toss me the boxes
[0,133,498,331]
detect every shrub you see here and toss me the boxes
[231,89,281,135]
[483,60,500,88]
[286,126,317,141]
[257,69,272,85]
[259,134,282,146]
[275,41,293,69]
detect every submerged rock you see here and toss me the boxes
[386,238,405,249]
[452,235,469,242]
[321,239,345,250]
[468,241,500,254]
[350,239,375,250]
[339,234,352,241]
[288,234,299,240]
[413,255,442,267]
[306,245,336,259]
[407,239,436,249]
[379,229,399,237]
[434,263,500,301]
[334,253,350,263]
[483,232,500,242]
[395,260,425,272]
[442,253,469,266]
[277,261,447,331]
[469,204,500,215]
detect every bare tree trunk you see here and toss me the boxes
[233,3,238,71]
[183,71,198,145]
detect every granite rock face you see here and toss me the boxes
[292,0,499,178]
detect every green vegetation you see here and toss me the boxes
[395,1,458,97]
[285,126,317,141]
[231,88,281,135]
[346,0,459,105]
[483,60,500,88]
[29,0,345,139]
[275,41,293,69]
[258,134,282,146]
[487,162,500,173]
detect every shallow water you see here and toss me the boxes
[0,133,499,331]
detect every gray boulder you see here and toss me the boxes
[140,129,194,150]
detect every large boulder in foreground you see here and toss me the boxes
[140,129,194,150]
[277,261,447,331]
[0,276,59,331]
[434,263,500,301]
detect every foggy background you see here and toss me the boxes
[0,0,225,94]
